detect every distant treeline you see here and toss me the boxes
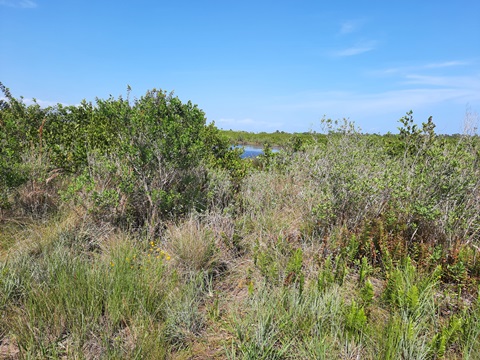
[219,129,325,147]
[220,125,473,150]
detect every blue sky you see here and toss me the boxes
[1,0,479,134]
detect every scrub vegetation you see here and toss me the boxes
[1,83,479,359]
[219,129,323,149]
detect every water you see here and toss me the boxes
[241,145,264,158]
[236,145,280,158]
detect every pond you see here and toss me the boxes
[236,145,280,159]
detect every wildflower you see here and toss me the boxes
[158,250,171,261]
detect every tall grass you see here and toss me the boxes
[1,214,205,358]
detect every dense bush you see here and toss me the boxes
[0,84,246,230]
[246,114,480,281]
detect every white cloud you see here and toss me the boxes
[372,60,473,76]
[424,60,470,68]
[404,74,480,89]
[0,0,37,8]
[331,40,377,57]
[20,0,36,7]
[214,60,479,133]
[335,65,480,131]
[339,21,357,35]
[276,86,480,119]
[339,19,365,35]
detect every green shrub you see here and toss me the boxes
[1,84,244,229]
